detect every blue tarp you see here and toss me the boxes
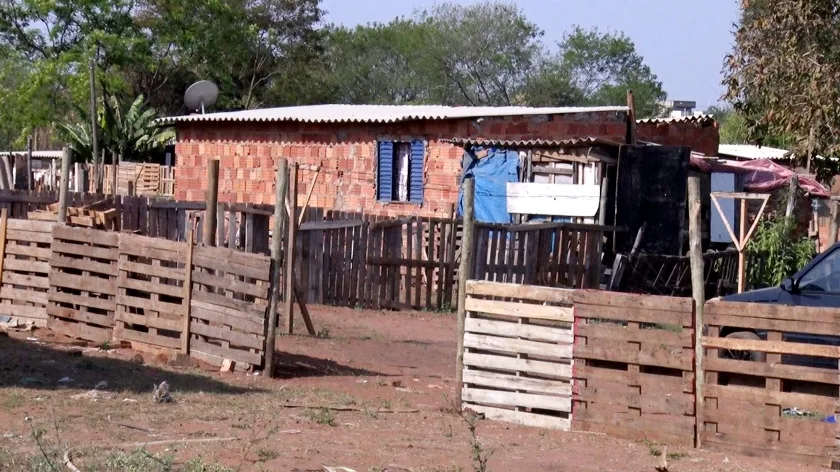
[457,147,519,223]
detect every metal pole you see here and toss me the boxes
[266,158,289,378]
[455,177,475,409]
[57,147,71,224]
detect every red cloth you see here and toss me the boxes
[690,157,829,198]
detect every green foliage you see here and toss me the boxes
[707,105,795,148]
[747,217,815,288]
[724,0,840,181]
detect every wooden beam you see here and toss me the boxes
[203,159,219,246]
[626,89,637,145]
[710,194,741,251]
[285,163,298,335]
[531,166,573,176]
[710,191,771,200]
[265,158,288,378]
[298,167,320,226]
[687,174,704,449]
[455,177,475,409]
[829,200,839,246]
[181,223,194,353]
[738,199,747,293]
[57,147,71,224]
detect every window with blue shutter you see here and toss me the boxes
[377,141,393,201]
[376,139,425,204]
[409,140,425,204]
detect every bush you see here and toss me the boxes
[747,216,815,288]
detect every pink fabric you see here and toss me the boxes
[690,157,830,198]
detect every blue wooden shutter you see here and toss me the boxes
[409,140,425,204]
[377,141,393,202]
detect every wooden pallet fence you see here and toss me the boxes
[0,217,54,326]
[114,234,189,352]
[47,226,119,344]
[461,280,575,431]
[188,244,271,368]
[702,301,840,467]
[572,290,696,446]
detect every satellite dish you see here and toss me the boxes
[184,80,219,114]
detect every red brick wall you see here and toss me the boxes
[174,111,627,217]
[637,119,720,157]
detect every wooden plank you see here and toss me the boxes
[574,303,690,327]
[0,286,47,305]
[47,317,111,344]
[4,258,50,274]
[705,300,840,324]
[118,260,185,282]
[114,326,181,350]
[49,271,115,294]
[464,351,571,378]
[192,270,268,299]
[6,229,52,244]
[464,404,570,431]
[189,322,263,350]
[49,289,115,312]
[465,297,573,322]
[192,244,270,271]
[50,255,118,277]
[52,225,119,246]
[462,387,570,413]
[190,290,265,319]
[705,313,840,337]
[47,304,113,326]
[466,317,573,344]
[51,241,116,261]
[0,303,46,319]
[115,311,181,332]
[4,271,50,290]
[119,237,187,259]
[506,182,601,217]
[189,305,264,337]
[463,370,571,396]
[575,386,694,415]
[575,365,694,393]
[6,218,54,233]
[704,405,836,437]
[116,294,183,316]
[573,416,694,446]
[705,354,840,386]
[191,338,261,366]
[190,254,266,281]
[465,280,575,304]
[576,290,693,312]
[299,220,364,231]
[575,344,692,371]
[704,384,838,412]
[700,437,832,468]
[6,244,51,260]
[702,336,840,358]
[415,218,423,308]
[464,332,572,359]
[576,323,691,348]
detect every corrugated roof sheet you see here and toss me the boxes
[157,104,629,125]
[637,114,715,125]
[718,144,791,160]
[444,136,622,148]
[0,150,63,159]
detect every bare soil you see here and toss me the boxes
[0,305,829,471]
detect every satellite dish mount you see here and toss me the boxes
[184,80,219,114]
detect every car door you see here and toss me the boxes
[787,247,840,368]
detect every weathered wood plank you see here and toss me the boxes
[4,258,50,275]
[191,339,261,366]
[50,272,116,294]
[462,387,571,412]
[575,344,692,371]
[49,289,115,312]
[702,336,840,358]
[4,271,50,290]
[190,322,263,350]
[464,332,572,359]
[0,286,47,305]
[114,326,181,350]
[463,370,571,396]
[51,241,116,261]
[47,304,113,327]
[574,303,690,327]
[466,280,575,304]
[464,404,570,431]
[465,317,573,344]
[192,270,268,299]
[704,356,840,385]
[463,352,571,378]
[115,311,182,332]
[118,260,185,281]
[192,244,270,272]
[704,384,837,412]
[6,244,51,260]
[465,297,573,322]
[576,323,691,347]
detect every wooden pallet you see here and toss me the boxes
[0,217,54,326]
[114,234,189,352]
[572,290,696,446]
[461,280,574,431]
[46,226,118,344]
[702,300,840,468]
[189,244,270,368]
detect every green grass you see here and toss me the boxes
[303,408,336,426]
[255,447,279,462]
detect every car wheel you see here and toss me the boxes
[722,331,767,362]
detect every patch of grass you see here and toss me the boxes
[315,328,331,339]
[303,408,336,426]
[99,340,112,351]
[255,447,279,462]
[231,422,250,430]
[381,400,391,409]
[0,391,25,409]
[643,439,686,460]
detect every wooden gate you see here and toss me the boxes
[460,280,574,430]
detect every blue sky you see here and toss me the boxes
[321,0,740,111]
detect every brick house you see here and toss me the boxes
[163,105,631,217]
[162,105,720,218]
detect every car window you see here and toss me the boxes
[798,249,840,293]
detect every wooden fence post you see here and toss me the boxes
[285,163,299,334]
[455,177,475,409]
[57,147,71,224]
[181,223,195,353]
[203,159,220,246]
[829,200,838,247]
[25,136,32,191]
[266,158,288,378]
[687,174,705,448]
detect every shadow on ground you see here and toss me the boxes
[272,352,385,379]
[0,335,261,394]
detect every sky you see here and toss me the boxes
[320,0,741,111]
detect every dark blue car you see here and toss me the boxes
[721,243,840,369]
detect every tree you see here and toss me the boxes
[724,0,840,180]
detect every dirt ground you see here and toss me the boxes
[0,305,830,471]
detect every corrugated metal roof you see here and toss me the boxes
[0,150,63,159]
[157,104,629,125]
[637,114,715,125]
[718,144,791,160]
[444,136,622,148]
